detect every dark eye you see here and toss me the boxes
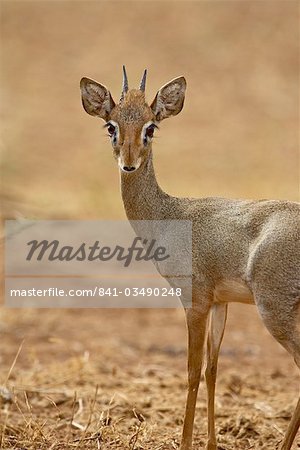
[145,125,155,139]
[107,123,115,136]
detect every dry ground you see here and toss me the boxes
[0,307,299,449]
[0,1,299,449]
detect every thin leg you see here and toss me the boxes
[280,397,300,450]
[180,307,209,450]
[255,294,300,450]
[280,350,300,450]
[205,303,228,450]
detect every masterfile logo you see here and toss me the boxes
[5,220,192,308]
[26,237,170,266]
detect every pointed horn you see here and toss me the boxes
[139,69,147,92]
[120,65,129,102]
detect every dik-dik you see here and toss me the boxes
[80,67,300,450]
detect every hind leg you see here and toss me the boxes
[281,398,300,450]
[256,296,300,450]
[279,314,300,450]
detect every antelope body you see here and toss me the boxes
[80,68,300,450]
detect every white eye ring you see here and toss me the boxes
[105,120,119,145]
[141,121,158,145]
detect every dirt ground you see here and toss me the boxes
[0,307,299,449]
[0,1,299,449]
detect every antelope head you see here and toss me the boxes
[80,67,186,173]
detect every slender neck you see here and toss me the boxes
[120,151,176,220]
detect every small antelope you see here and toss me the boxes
[80,67,300,450]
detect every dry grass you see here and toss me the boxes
[0,308,299,449]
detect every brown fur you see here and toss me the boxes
[111,90,153,124]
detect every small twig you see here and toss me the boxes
[129,421,142,450]
[74,398,84,419]
[4,339,24,385]
[72,432,102,444]
[273,423,284,436]
[0,405,9,448]
[129,411,143,450]
[67,391,77,444]
[72,421,85,431]
[75,385,99,449]
[14,394,31,429]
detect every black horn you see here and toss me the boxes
[120,65,129,102]
[139,69,147,92]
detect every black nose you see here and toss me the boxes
[123,166,136,172]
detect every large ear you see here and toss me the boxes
[150,76,186,122]
[80,77,115,121]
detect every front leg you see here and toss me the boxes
[180,307,209,450]
[205,303,228,450]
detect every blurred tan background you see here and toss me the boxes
[1,1,299,220]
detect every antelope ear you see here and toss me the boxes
[80,77,115,121]
[151,76,186,122]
